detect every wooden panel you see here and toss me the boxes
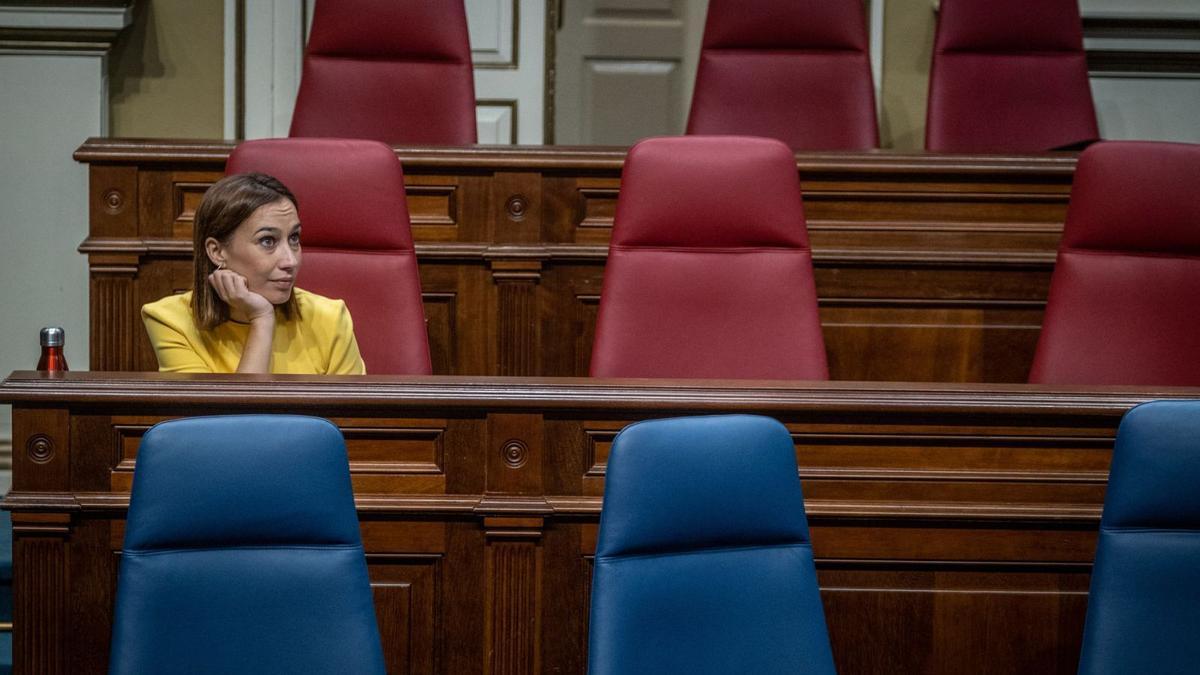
[417,261,493,376]
[14,535,68,674]
[6,374,1200,674]
[11,406,69,494]
[88,165,137,239]
[89,268,138,371]
[538,265,603,379]
[582,60,682,143]
[109,417,450,493]
[553,0,690,144]
[486,524,543,675]
[820,563,1088,674]
[170,180,212,239]
[77,140,1077,384]
[369,555,442,675]
[405,176,463,241]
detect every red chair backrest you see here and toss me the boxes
[590,136,828,380]
[687,0,878,151]
[290,0,477,145]
[1029,141,1200,386]
[926,0,1099,152]
[227,138,433,375]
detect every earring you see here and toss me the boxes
[216,260,225,270]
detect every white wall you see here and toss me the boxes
[1081,0,1200,142]
[1082,0,1199,15]
[0,5,129,470]
[1092,78,1200,142]
[469,0,545,144]
[0,56,99,387]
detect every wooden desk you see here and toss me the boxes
[77,140,1077,382]
[6,372,1196,674]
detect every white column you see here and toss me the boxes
[239,0,307,139]
[469,0,545,144]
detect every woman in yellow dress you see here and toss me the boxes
[142,173,365,374]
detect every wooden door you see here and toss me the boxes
[552,0,708,145]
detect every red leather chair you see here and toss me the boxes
[687,0,878,150]
[590,136,828,380]
[290,0,477,145]
[926,0,1099,153]
[1029,142,1200,386]
[228,138,433,374]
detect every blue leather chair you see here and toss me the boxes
[109,415,385,674]
[588,415,836,674]
[1078,400,1200,674]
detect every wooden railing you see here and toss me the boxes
[7,372,1198,673]
[76,139,1078,382]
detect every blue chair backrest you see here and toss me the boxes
[109,415,385,675]
[1078,400,1200,674]
[588,414,836,674]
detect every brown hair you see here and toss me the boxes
[191,173,301,329]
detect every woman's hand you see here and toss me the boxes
[208,269,274,323]
[208,269,275,373]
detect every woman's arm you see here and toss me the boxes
[236,315,276,374]
[209,270,276,373]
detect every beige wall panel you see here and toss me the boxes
[553,0,707,145]
[880,0,935,150]
[109,0,224,138]
[584,60,682,144]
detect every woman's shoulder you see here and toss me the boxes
[293,288,350,321]
[141,291,194,323]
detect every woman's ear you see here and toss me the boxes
[204,237,225,269]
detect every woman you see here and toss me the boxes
[141,173,365,374]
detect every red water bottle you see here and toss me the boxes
[38,327,69,372]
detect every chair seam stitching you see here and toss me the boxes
[609,244,810,254]
[703,47,866,55]
[307,53,469,66]
[1099,526,1200,534]
[938,49,1085,56]
[122,543,364,556]
[1061,248,1200,262]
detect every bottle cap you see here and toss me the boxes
[40,326,64,347]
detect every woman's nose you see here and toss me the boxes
[278,247,298,270]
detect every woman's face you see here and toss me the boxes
[206,198,302,306]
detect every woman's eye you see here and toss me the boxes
[258,237,276,248]
[288,233,301,246]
